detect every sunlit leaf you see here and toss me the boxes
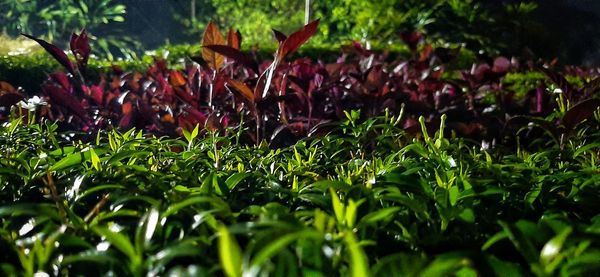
[218,224,242,277]
[202,21,226,70]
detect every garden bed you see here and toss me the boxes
[1,21,600,276]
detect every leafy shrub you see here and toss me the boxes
[7,20,600,150]
[2,108,600,275]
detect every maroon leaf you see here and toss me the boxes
[190,56,209,69]
[562,98,600,131]
[0,81,17,94]
[119,110,133,129]
[202,45,259,73]
[277,19,320,61]
[22,33,74,74]
[50,72,72,91]
[400,31,422,51]
[0,82,24,109]
[272,29,287,43]
[70,29,91,70]
[434,47,461,63]
[42,84,86,118]
[539,67,576,99]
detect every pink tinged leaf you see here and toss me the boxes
[492,57,510,73]
[536,87,544,113]
[202,45,259,73]
[185,107,207,124]
[277,19,320,61]
[50,72,72,91]
[22,33,74,74]
[70,29,91,69]
[119,112,133,129]
[90,85,104,105]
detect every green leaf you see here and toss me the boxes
[90,148,101,170]
[107,150,151,165]
[344,232,370,277]
[61,250,122,266]
[359,207,400,226]
[250,230,321,269]
[218,224,242,277]
[482,231,509,251]
[329,188,345,224]
[49,152,82,171]
[420,252,471,277]
[163,196,227,218]
[449,185,459,206]
[458,208,475,223]
[540,227,572,266]
[135,208,160,252]
[147,241,201,274]
[498,221,539,264]
[92,226,138,263]
[0,203,59,219]
[225,173,250,190]
[486,255,525,277]
[345,199,365,228]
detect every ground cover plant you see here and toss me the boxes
[2,20,600,276]
[2,110,600,276]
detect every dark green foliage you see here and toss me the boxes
[1,110,600,275]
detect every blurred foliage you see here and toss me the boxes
[3,0,600,64]
[0,0,139,60]
[0,34,42,56]
[172,0,600,65]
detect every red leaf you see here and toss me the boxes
[201,21,226,70]
[202,45,259,73]
[277,19,320,60]
[419,44,433,62]
[272,29,287,43]
[70,29,91,70]
[226,79,255,103]
[119,112,133,129]
[22,33,74,74]
[400,31,422,51]
[122,101,133,114]
[227,28,241,50]
[42,84,86,118]
[190,56,209,69]
[0,92,24,109]
[0,81,24,109]
[50,72,72,91]
[168,70,186,87]
[89,85,104,105]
